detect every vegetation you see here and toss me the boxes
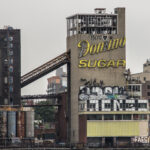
[34,100,56,122]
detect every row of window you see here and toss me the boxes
[128,85,140,92]
[8,35,14,94]
[3,35,14,105]
[4,97,13,105]
[88,103,147,109]
[87,114,148,120]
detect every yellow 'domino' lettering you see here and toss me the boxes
[90,45,97,55]
[78,40,90,57]
[107,40,112,50]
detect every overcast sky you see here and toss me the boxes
[0,0,150,95]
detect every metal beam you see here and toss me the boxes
[21,94,61,100]
[23,104,61,107]
[21,51,70,88]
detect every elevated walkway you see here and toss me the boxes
[21,52,70,88]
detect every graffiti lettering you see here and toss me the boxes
[132,137,150,144]
[78,85,148,112]
[79,98,148,112]
[80,78,104,87]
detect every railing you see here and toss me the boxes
[0,138,150,149]
[21,94,61,100]
[21,94,62,107]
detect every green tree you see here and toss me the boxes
[34,101,56,122]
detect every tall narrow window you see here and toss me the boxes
[9,58,13,65]
[9,66,13,72]
[4,98,8,105]
[9,77,13,84]
[9,86,13,92]
[4,77,8,84]
[9,50,13,56]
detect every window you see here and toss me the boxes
[104,114,113,120]
[9,50,13,56]
[138,103,147,108]
[105,103,111,109]
[133,86,136,91]
[80,104,85,111]
[147,85,150,89]
[148,92,150,96]
[133,114,139,120]
[128,86,131,92]
[4,59,8,65]
[139,114,147,120]
[144,77,146,81]
[10,98,13,105]
[9,77,13,84]
[115,114,122,120]
[136,86,140,91]
[89,103,95,109]
[123,114,131,120]
[8,36,13,41]
[4,77,8,84]
[4,98,8,105]
[9,58,13,65]
[113,87,119,94]
[9,66,13,72]
[87,115,102,120]
[9,86,13,92]
[8,43,13,48]
[133,114,147,120]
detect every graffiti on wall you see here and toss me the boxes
[78,79,148,112]
[79,78,125,100]
[132,137,150,144]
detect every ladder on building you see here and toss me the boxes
[21,51,70,88]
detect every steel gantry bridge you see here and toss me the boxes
[21,51,70,88]
[20,51,70,108]
[21,94,62,107]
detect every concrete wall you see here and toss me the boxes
[56,93,67,142]
[67,8,126,143]
[79,115,87,143]
[87,121,148,137]
[132,72,150,83]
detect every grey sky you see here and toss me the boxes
[0,0,150,95]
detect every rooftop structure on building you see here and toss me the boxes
[66,8,122,36]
